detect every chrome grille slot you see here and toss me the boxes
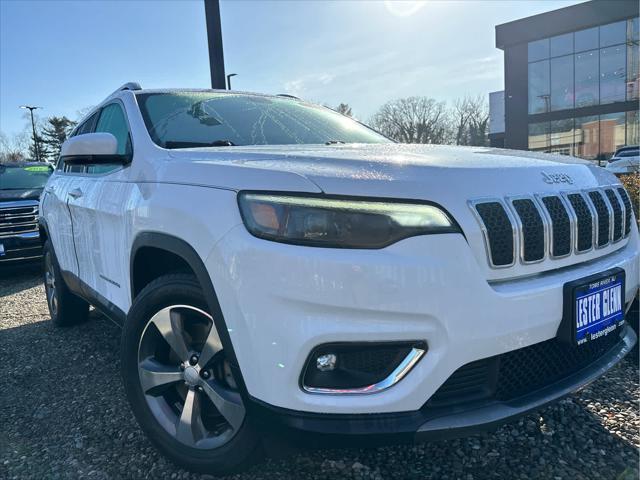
[540,195,572,258]
[586,190,611,248]
[617,187,633,237]
[472,201,515,268]
[470,185,630,270]
[0,201,39,239]
[510,198,545,263]
[566,193,594,253]
[604,189,623,242]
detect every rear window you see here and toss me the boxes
[615,148,639,158]
[0,164,53,190]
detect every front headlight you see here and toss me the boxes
[238,192,460,248]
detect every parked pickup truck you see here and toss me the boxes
[0,162,53,263]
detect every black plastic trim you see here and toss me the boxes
[247,326,635,446]
[60,270,126,327]
[129,232,249,399]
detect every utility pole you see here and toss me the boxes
[20,105,42,162]
[204,0,226,89]
[226,73,237,90]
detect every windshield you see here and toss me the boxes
[136,92,389,148]
[0,164,53,190]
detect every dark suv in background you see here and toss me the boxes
[0,162,53,264]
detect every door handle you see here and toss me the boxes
[68,188,83,199]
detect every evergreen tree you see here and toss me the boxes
[41,116,76,161]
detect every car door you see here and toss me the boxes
[68,101,134,309]
[41,112,99,278]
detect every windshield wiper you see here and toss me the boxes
[325,140,345,145]
[165,140,237,149]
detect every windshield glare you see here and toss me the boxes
[136,92,389,148]
[0,165,53,190]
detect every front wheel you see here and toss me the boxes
[121,274,262,474]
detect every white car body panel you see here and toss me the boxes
[605,155,640,174]
[41,88,640,416]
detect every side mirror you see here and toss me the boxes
[60,133,130,165]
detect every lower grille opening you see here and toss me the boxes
[426,330,622,408]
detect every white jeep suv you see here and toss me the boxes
[40,83,639,474]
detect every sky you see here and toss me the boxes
[0,0,582,139]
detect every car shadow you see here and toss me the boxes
[0,263,43,298]
[1,306,638,479]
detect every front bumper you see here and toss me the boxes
[207,223,639,414]
[0,232,43,263]
[248,325,635,445]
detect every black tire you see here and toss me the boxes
[43,240,89,327]
[121,273,262,475]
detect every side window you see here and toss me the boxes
[59,112,99,172]
[88,103,132,174]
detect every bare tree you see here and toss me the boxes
[452,95,489,147]
[369,97,449,144]
[334,103,353,117]
[0,131,30,163]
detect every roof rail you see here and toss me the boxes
[106,82,142,99]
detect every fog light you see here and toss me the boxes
[316,353,337,371]
[302,341,427,394]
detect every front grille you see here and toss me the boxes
[587,190,610,247]
[471,185,631,269]
[427,331,622,407]
[0,201,39,239]
[604,189,623,242]
[617,187,633,237]
[511,198,545,262]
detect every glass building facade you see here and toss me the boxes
[496,2,639,159]
[527,17,639,161]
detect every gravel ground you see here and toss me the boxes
[1,266,639,480]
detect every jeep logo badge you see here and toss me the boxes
[541,171,574,185]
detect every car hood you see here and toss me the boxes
[165,144,616,199]
[0,188,43,202]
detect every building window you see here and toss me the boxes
[599,112,626,160]
[528,38,549,62]
[550,119,575,156]
[600,45,626,104]
[575,50,599,107]
[528,122,550,151]
[627,111,639,145]
[628,20,640,101]
[550,33,573,57]
[574,116,599,160]
[575,26,598,53]
[550,55,574,111]
[629,17,639,43]
[528,60,550,114]
[600,20,626,47]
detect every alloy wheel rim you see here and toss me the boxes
[137,304,245,449]
[44,252,57,316]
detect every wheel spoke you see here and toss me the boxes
[150,307,190,361]
[197,322,223,369]
[138,358,183,395]
[201,379,245,430]
[175,388,206,447]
